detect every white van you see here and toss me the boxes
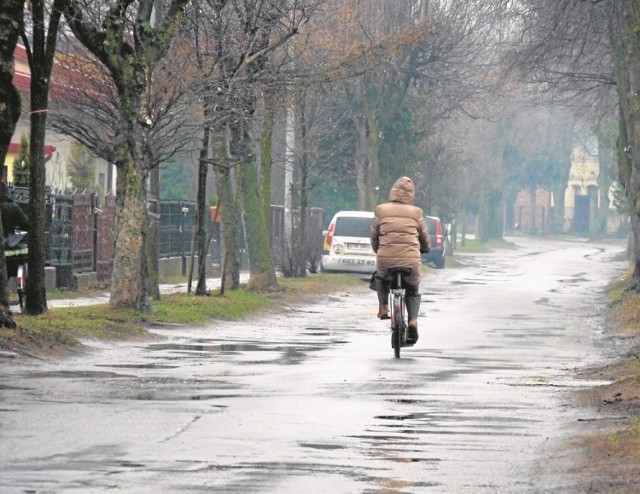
[320,211,376,275]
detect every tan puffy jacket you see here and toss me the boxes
[369,177,430,286]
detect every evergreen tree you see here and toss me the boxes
[67,145,96,192]
[12,134,30,187]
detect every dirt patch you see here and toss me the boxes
[563,309,640,493]
[0,325,82,360]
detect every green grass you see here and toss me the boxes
[607,268,640,337]
[46,288,107,300]
[3,273,364,354]
[456,238,486,253]
[456,237,518,254]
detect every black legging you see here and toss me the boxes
[376,278,421,321]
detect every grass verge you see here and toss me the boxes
[0,273,364,359]
[455,237,517,254]
[572,271,640,491]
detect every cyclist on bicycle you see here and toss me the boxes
[0,183,29,243]
[370,176,430,344]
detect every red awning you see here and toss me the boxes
[7,142,57,161]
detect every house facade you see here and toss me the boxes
[513,138,627,236]
[6,44,114,195]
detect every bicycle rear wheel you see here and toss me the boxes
[391,293,404,358]
[17,263,27,313]
[392,326,402,358]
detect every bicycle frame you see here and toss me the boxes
[388,267,411,358]
[16,262,27,312]
[5,231,28,313]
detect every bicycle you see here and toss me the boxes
[5,231,28,313]
[387,266,413,359]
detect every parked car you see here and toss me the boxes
[321,211,376,275]
[421,215,446,269]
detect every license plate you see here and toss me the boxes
[339,258,375,266]
[347,243,371,250]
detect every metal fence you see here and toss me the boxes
[9,186,325,288]
[10,187,198,288]
[159,201,196,258]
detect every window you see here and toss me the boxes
[334,217,372,237]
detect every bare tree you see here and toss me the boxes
[270,0,506,218]
[63,0,191,310]
[185,0,320,291]
[506,0,640,289]
[20,0,66,315]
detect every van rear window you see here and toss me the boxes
[425,217,435,230]
[334,217,373,237]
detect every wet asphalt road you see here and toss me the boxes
[0,236,628,493]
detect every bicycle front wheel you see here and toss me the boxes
[393,327,402,358]
[17,263,27,313]
[391,294,403,358]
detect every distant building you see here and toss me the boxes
[564,139,600,235]
[513,138,627,235]
[6,44,114,195]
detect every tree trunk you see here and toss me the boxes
[25,91,49,314]
[355,116,368,210]
[194,126,209,296]
[354,101,381,212]
[110,154,152,310]
[550,181,566,234]
[617,0,640,292]
[64,0,187,310]
[0,192,11,323]
[295,96,309,278]
[148,164,160,300]
[477,191,488,243]
[211,126,240,291]
[487,188,504,240]
[0,0,23,324]
[608,6,638,287]
[365,105,381,210]
[596,136,614,238]
[549,121,573,234]
[528,184,537,235]
[0,0,23,169]
[261,91,276,229]
[233,117,277,291]
[621,5,640,290]
[22,0,63,315]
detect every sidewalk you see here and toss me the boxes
[48,273,250,309]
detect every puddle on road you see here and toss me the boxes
[124,391,233,402]
[303,327,334,335]
[450,279,487,285]
[95,363,180,370]
[107,375,240,402]
[299,442,345,450]
[559,277,590,284]
[500,377,613,388]
[24,370,135,379]
[146,336,346,366]
[0,384,33,391]
[147,342,259,353]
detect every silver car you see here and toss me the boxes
[321,211,376,275]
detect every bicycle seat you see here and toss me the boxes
[387,266,412,288]
[388,266,412,276]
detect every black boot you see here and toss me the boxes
[405,293,421,344]
[406,320,418,344]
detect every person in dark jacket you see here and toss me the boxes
[0,184,29,239]
[370,176,430,343]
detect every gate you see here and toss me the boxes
[72,194,95,273]
[573,195,589,234]
[47,194,73,287]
